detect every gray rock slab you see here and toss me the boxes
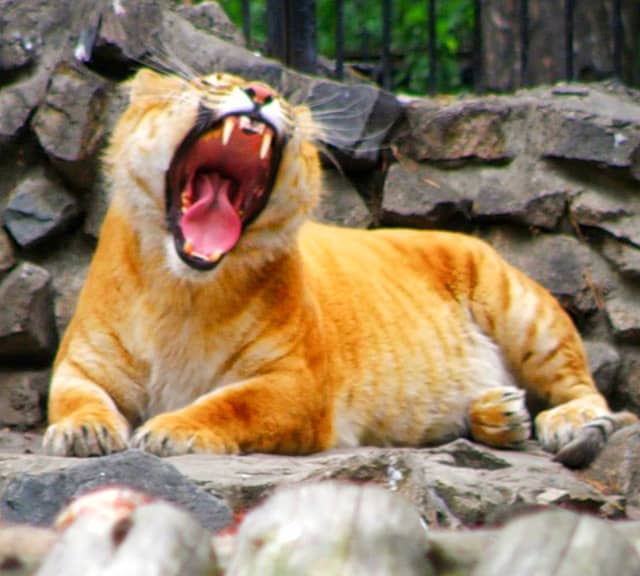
[480,228,610,318]
[29,231,94,335]
[3,171,81,249]
[381,158,570,231]
[1,441,622,530]
[175,0,245,45]
[539,101,640,169]
[227,482,432,576]
[0,450,232,532]
[0,262,58,362]
[571,186,640,248]
[600,236,640,280]
[395,98,518,162]
[473,508,640,576]
[583,424,640,515]
[31,61,112,189]
[314,169,372,228]
[604,282,640,343]
[0,370,49,428]
[584,340,622,397]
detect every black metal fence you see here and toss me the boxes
[233,0,639,94]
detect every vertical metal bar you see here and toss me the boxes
[428,0,437,94]
[266,0,317,73]
[336,0,344,79]
[382,0,392,90]
[520,0,529,85]
[266,0,286,64]
[612,0,623,78]
[473,0,483,91]
[242,0,251,49]
[290,0,317,73]
[565,0,574,80]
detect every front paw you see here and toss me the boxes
[43,412,129,457]
[130,412,239,456]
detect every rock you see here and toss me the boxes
[473,508,640,575]
[165,442,625,527]
[615,348,640,413]
[0,450,232,532]
[0,72,50,146]
[0,262,58,363]
[175,1,245,46]
[314,169,371,228]
[425,529,497,576]
[480,228,609,318]
[0,442,626,532]
[381,158,569,231]
[227,482,433,576]
[583,425,640,516]
[0,0,97,146]
[600,236,640,280]
[31,61,112,189]
[570,186,640,249]
[0,524,58,575]
[38,501,217,576]
[584,340,621,397]
[540,100,640,170]
[0,370,49,428]
[0,229,14,274]
[30,231,94,335]
[396,98,517,162]
[604,282,640,343]
[0,428,44,454]
[3,171,81,249]
[381,162,473,228]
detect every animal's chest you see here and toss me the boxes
[140,314,240,416]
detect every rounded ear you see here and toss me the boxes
[129,68,185,102]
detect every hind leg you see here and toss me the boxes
[468,387,531,449]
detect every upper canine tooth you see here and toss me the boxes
[260,132,273,160]
[222,117,234,146]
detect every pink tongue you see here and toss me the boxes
[179,173,241,257]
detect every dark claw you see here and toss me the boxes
[96,426,110,454]
[553,426,606,469]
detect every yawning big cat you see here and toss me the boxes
[43,68,636,467]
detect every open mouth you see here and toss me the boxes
[166,111,283,270]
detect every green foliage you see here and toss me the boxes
[196,1,475,94]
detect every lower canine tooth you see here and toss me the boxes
[209,250,223,262]
[260,132,273,160]
[222,117,234,146]
[184,240,193,255]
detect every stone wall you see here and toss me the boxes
[0,0,639,431]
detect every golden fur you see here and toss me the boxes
[44,69,635,465]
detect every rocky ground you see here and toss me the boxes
[1,0,640,574]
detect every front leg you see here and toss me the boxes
[131,374,333,456]
[44,366,131,457]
